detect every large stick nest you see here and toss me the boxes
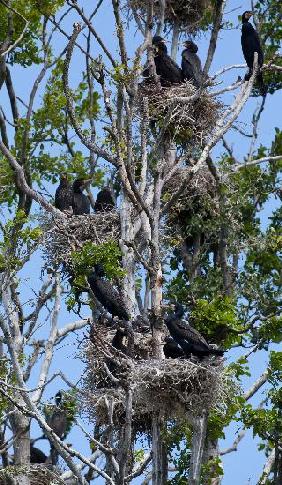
[0,465,65,485]
[126,0,212,32]
[40,212,120,268]
[81,327,228,428]
[163,165,219,232]
[139,82,220,145]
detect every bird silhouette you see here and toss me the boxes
[241,11,266,95]
[165,303,224,359]
[88,265,130,321]
[30,445,47,464]
[181,40,203,87]
[94,187,115,212]
[163,336,185,359]
[72,178,91,215]
[54,173,73,212]
[144,36,182,87]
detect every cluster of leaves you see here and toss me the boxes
[0,210,42,272]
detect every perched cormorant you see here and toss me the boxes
[165,303,224,359]
[88,265,130,321]
[94,187,115,212]
[55,390,63,407]
[144,36,182,87]
[72,178,91,215]
[47,393,68,465]
[163,336,185,359]
[54,173,73,211]
[241,11,266,94]
[181,40,203,87]
[30,445,47,464]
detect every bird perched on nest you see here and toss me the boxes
[94,187,115,212]
[163,336,185,359]
[112,327,128,354]
[30,444,47,464]
[181,40,203,88]
[165,303,224,359]
[47,391,68,465]
[241,11,266,95]
[144,35,182,87]
[55,173,73,212]
[72,178,91,215]
[88,265,130,321]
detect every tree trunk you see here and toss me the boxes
[120,191,137,317]
[151,413,168,485]
[190,411,208,485]
[9,411,30,485]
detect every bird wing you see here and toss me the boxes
[176,320,209,347]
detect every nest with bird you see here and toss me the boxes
[40,211,120,269]
[80,325,228,430]
[126,0,212,33]
[0,465,65,485]
[138,81,220,145]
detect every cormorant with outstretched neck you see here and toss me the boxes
[165,303,224,359]
[181,40,203,87]
[144,36,182,87]
[88,265,130,321]
[55,173,73,211]
[241,11,266,95]
[94,187,115,212]
[72,178,91,215]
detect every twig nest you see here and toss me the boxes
[139,82,220,145]
[163,165,219,230]
[0,465,64,485]
[81,330,227,427]
[40,211,120,268]
[127,0,212,33]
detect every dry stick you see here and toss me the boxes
[202,0,226,78]
[231,155,282,172]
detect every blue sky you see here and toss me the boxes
[1,0,281,483]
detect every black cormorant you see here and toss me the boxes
[55,173,73,211]
[55,390,63,407]
[47,393,68,465]
[163,336,185,359]
[88,265,130,321]
[241,11,266,94]
[94,187,115,212]
[181,40,203,88]
[112,328,128,353]
[72,178,91,215]
[144,36,182,87]
[165,303,224,359]
[30,445,47,464]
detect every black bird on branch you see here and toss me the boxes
[181,40,203,88]
[165,303,224,359]
[94,187,115,212]
[55,173,73,212]
[241,11,266,95]
[88,265,130,321]
[144,35,182,87]
[72,178,91,215]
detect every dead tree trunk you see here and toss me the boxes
[152,413,168,485]
[9,411,30,485]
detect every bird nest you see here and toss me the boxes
[163,165,219,238]
[126,0,212,32]
[139,82,220,145]
[40,212,120,268]
[81,328,227,428]
[0,465,64,485]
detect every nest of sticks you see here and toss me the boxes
[0,465,64,485]
[40,212,120,268]
[163,165,219,236]
[127,0,212,32]
[81,327,227,428]
[139,82,220,145]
